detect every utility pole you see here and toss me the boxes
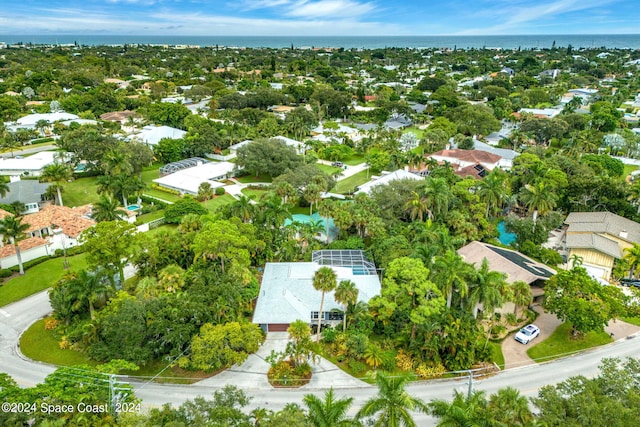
[467,369,473,399]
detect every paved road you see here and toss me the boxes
[2,291,640,425]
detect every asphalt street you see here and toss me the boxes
[2,290,640,425]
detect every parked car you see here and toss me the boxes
[620,278,640,288]
[514,324,540,344]
[331,161,344,167]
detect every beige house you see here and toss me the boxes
[458,241,556,312]
[563,212,640,280]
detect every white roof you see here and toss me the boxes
[519,108,562,118]
[0,151,57,172]
[273,135,304,148]
[16,112,79,126]
[153,161,234,194]
[133,125,186,146]
[356,169,423,195]
[252,262,381,325]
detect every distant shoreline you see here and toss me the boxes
[2,34,640,50]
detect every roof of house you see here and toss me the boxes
[23,204,95,238]
[253,251,381,325]
[356,169,423,194]
[0,236,49,258]
[456,163,489,180]
[0,208,13,220]
[430,148,502,165]
[153,161,234,194]
[0,151,57,173]
[15,112,79,126]
[457,241,556,284]
[100,110,138,122]
[473,140,519,161]
[565,233,621,259]
[0,180,51,205]
[565,211,640,245]
[132,125,186,146]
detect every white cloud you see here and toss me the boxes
[287,0,376,19]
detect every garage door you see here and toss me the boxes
[584,265,607,281]
[267,323,289,332]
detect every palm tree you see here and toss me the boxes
[92,195,121,222]
[40,163,73,206]
[429,390,490,427]
[420,177,452,220]
[334,280,359,331]
[476,169,510,218]
[432,250,471,309]
[229,195,256,223]
[273,181,297,205]
[303,389,359,427]
[623,242,640,279]
[304,182,323,215]
[260,195,292,230]
[312,266,337,341]
[102,148,133,177]
[519,181,558,223]
[487,387,533,426]
[467,258,510,318]
[356,372,428,427]
[0,180,8,199]
[68,269,110,320]
[0,215,30,275]
[510,280,533,318]
[404,191,431,222]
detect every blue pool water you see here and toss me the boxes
[126,204,141,211]
[497,221,517,245]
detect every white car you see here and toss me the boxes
[514,324,540,344]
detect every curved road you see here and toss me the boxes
[2,290,640,424]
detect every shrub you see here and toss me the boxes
[140,195,168,208]
[214,187,225,196]
[347,359,368,375]
[395,349,414,371]
[164,196,208,224]
[321,326,337,344]
[44,317,59,330]
[0,269,13,278]
[416,363,446,379]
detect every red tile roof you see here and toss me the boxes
[23,205,95,238]
[0,236,48,258]
[429,148,502,165]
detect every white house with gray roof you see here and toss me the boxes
[253,250,381,332]
[564,211,640,280]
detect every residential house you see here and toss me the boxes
[253,250,381,332]
[563,211,640,280]
[458,241,556,310]
[426,148,503,179]
[130,125,186,147]
[0,178,51,214]
[356,169,423,195]
[0,152,58,178]
[100,110,139,124]
[153,161,235,195]
[383,112,412,130]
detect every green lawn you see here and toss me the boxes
[20,318,97,367]
[334,170,370,194]
[136,209,166,224]
[316,164,343,175]
[403,126,426,139]
[63,176,101,207]
[236,174,273,184]
[487,341,505,370]
[527,322,613,363]
[20,319,211,383]
[241,188,268,200]
[141,165,161,187]
[621,316,640,326]
[203,194,235,212]
[342,153,366,166]
[0,253,88,307]
[143,188,181,203]
[624,164,638,177]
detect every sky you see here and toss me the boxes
[1,0,638,36]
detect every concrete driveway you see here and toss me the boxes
[502,306,640,369]
[502,307,562,369]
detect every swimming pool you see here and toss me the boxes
[126,204,141,211]
[497,221,517,245]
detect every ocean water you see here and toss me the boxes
[2,34,640,50]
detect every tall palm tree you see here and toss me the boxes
[420,177,452,220]
[92,195,121,222]
[404,191,431,222]
[0,215,30,275]
[229,195,256,223]
[40,163,73,206]
[432,250,471,309]
[510,280,533,318]
[429,390,490,427]
[273,181,297,206]
[519,181,558,222]
[303,388,359,427]
[334,280,359,331]
[102,148,133,177]
[623,242,640,279]
[467,258,510,318]
[312,266,337,341]
[68,269,110,320]
[476,169,510,218]
[0,180,9,199]
[304,182,323,215]
[260,195,292,230]
[356,372,428,427]
[487,387,533,426]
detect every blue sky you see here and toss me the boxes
[1,0,638,36]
